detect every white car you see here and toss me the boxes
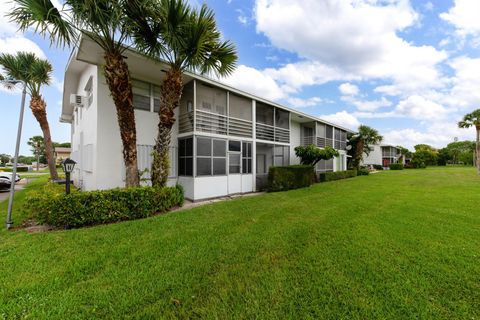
[0,172,21,192]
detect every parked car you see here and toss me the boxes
[0,176,11,191]
[0,172,21,182]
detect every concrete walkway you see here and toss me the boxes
[0,179,28,202]
[172,191,265,212]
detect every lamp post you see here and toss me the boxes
[1,79,27,230]
[61,158,76,195]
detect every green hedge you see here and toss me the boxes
[389,163,404,170]
[25,184,184,228]
[372,164,383,170]
[268,165,315,192]
[319,170,357,182]
[357,168,370,176]
[0,166,28,172]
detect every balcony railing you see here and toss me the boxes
[228,116,253,138]
[302,136,315,145]
[179,112,194,133]
[256,123,290,143]
[196,110,228,135]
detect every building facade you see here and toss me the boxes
[362,144,404,169]
[61,38,352,200]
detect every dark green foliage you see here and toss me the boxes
[357,168,370,175]
[294,145,339,166]
[16,166,29,172]
[373,164,383,170]
[389,163,404,170]
[319,170,357,182]
[268,165,315,192]
[25,184,184,228]
[412,144,438,167]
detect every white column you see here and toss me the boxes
[252,100,256,191]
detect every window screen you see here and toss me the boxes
[229,93,252,120]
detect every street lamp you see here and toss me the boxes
[61,158,76,195]
[1,79,27,230]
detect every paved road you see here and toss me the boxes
[0,180,27,202]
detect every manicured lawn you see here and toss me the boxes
[0,167,479,319]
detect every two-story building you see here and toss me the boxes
[61,37,352,201]
[362,144,404,169]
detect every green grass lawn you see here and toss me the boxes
[0,167,479,319]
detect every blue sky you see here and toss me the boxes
[1,0,480,155]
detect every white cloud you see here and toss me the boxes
[395,95,448,120]
[339,83,359,96]
[223,65,286,101]
[424,2,434,11]
[445,56,480,110]
[440,0,480,37]
[287,96,323,108]
[343,96,392,112]
[319,111,360,131]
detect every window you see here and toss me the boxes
[197,82,227,115]
[242,142,252,174]
[274,146,290,166]
[195,137,227,176]
[178,138,193,176]
[256,102,274,125]
[325,125,333,139]
[229,93,252,120]
[153,85,161,112]
[275,109,290,129]
[228,140,241,174]
[316,123,326,138]
[84,76,93,107]
[132,79,151,111]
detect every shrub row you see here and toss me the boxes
[389,163,404,170]
[268,165,315,192]
[372,164,384,170]
[25,183,184,228]
[318,170,357,182]
[357,168,370,176]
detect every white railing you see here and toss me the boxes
[195,109,228,135]
[179,112,194,133]
[228,116,253,138]
[302,136,315,145]
[255,123,290,143]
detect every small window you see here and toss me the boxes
[229,140,241,152]
[242,142,252,174]
[197,137,212,157]
[178,137,193,176]
[197,157,211,176]
[132,79,151,111]
[229,153,241,174]
[195,136,227,176]
[275,109,289,129]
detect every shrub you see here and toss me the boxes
[389,163,404,170]
[25,184,184,228]
[318,170,357,182]
[268,165,315,192]
[0,166,28,172]
[16,166,29,172]
[357,168,370,176]
[373,164,383,170]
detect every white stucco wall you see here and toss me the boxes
[362,145,382,166]
[289,120,301,165]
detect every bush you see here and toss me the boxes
[25,184,184,228]
[389,163,404,170]
[318,170,357,182]
[0,166,28,172]
[373,164,383,170]
[357,168,370,176]
[268,165,315,192]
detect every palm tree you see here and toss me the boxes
[9,0,141,186]
[458,109,480,175]
[128,0,237,187]
[348,125,383,170]
[0,52,59,180]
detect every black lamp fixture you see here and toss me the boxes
[61,158,76,194]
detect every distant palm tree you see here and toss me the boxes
[348,125,383,170]
[458,109,480,175]
[9,0,142,186]
[128,0,237,187]
[0,52,58,180]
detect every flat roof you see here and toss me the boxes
[62,35,355,133]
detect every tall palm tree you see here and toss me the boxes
[9,0,141,186]
[458,109,480,175]
[128,0,237,187]
[348,125,383,170]
[0,52,59,180]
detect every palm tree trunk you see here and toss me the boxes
[30,96,58,180]
[151,69,183,187]
[476,125,480,175]
[104,52,139,187]
[354,140,365,170]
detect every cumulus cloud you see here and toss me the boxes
[440,0,480,37]
[319,111,360,131]
[395,95,449,120]
[287,96,324,108]
[339,83,359,96]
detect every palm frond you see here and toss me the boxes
[9,0,76,47]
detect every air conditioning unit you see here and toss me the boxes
[70,94,86,107]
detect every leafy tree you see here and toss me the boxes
[412,144,438,167]
[396,145,412,163]
[128,0,237,187]
[27,135,46,171]
[437,148,449,166]
[458,109,480,174]
[347,125,383,170]
[444,141,475,165]
[0,154,12,165]
[17,155,36,165]
[9,0,143,186]
[0,52,58,180]
[54,142,71,148]
[294,145,339,166]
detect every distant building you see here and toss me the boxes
[54,147,72,164]
[362,144,405,169]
